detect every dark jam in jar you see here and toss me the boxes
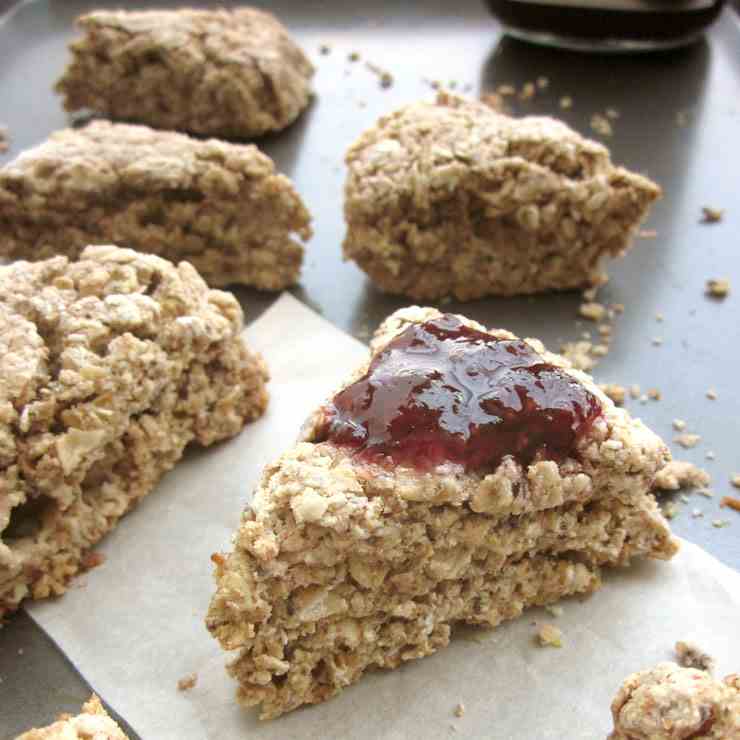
[485,0,725,52]
[316,315,603,472]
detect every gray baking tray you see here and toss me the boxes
[1,1,738,736]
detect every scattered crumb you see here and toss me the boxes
[700,206,723,223]
[545,605,564,618]
[579,301,606,321]
[655,312,664,321]
[611,303,625,314]
[481,92,504,112]
[639,394,649,405]
[582,286,598,302]
[560,341,596,372]
[674,434,701,449]
[630,385,641,399]
[692,509,703,518]
[536,76,549,89]
[177,673,198,692]
[698,488,714,498]
[711,519,730,528]
[638,229,658,239]
[519,82,536,101]
[654,461,711,491]
[559,95,573,110]
[537,623,563,647]
[706,388,717,400]
[663,503,679,520]
[454,703,465,718]
[591,344,609,357]
[680,494,690,504]
[497,84,516,96]
[605,108,620,120]
[590,113,613,137]
[675,641,714,673]
[652,337,663,346]
[673,419,687,431]
[598,324,612,337]
[365,62,393,88]
[319,44,331,55]
[731,474,740,488]
[80,550,106,571]
[600,383,626,405]
[706,278,730,298]
[647,388,662,401]
[720,496,740,513]
[348,51,360,62]
[705,451,715,461]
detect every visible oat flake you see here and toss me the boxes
[538,623,563,647]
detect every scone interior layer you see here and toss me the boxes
[0,246,268,615]
[343,92,661,301]
[207,306,677,719]
[54,8,314,138]
[0,121,312,290]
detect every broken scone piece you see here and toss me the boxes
[344,92,661,301]
[609,663,740,739]
[0,121,312,290]
[55,7,314,138]
[15,695,128,740]
[0,246,268,616]
[207,306,677,719]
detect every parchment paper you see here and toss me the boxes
[27,294,740,740]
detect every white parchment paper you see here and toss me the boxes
[27,294,740,740]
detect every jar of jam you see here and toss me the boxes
[485,0,726,52]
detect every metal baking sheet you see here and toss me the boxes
[1,1,738,736]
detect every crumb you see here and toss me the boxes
[177,672,198,691]
[638,229,658,239]
[720,497,740,513]
[536,76,549,89]
[605,108,620,119]
[652,337,663,346]
[673,419,687,431]
[647,388,662,401]
[698,488,714,498]
[611,303,625,314]
[560,341,596,372]
[600,383,626,405]
[674,434,701,449]
[598,324,612,337]
[679,494,690,503]
[731,474,740,488]
[706,451,715,460]
[519,82,536,101]
[348,51,360,62]
[591,344,609,357]
[480,92,504,111]
[706,278,730,298]
[675,641,715,673]
[559,95,573,109]
[700,206,723,223]
[366,62,393,88]
[663,503,678,519]
[579,301,606,321]
[630,384,641,399]
[655,312,664,321]
[80,551,106,571]
[711,519,730,528]
[454,703,465,718]
[545,605,564,618]
[538,623,563,647]
[580,331,592,341]
[639,394,649,404]
[582,286,598,301]
[706,388,717,400]
[497,84,516,96]
[319,44,331,55]
[590,113,613,137]
[691,509,703,518]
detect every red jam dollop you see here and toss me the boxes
[316,314,603,472]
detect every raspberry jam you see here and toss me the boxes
[316,315,602,472]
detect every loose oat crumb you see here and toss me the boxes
[698,488,714,498]
[638,229,658,239]
[648,388,662,401]
[590,113,613,137]
[560,341,596,372]
[731,474,740,488]
[711,519,730,528]
[706,278,730,298]
[591,344,609,357]
[559,95,573,109]
[582,286,598,301]
[580,331,592,341]
[605,108,620,120]
[680,494,690,503]
[663,503,678,519]
[348,51,360,62]
[579,301,606,321]
[706,388,717,400]
[652,337,663,346]
[691,509,703,518]
[538,623,563,647]
[720,496,740,513]
[654,461,711,492]
[177,673,198,691]
[611,303,625,315]
[497,84,516,96]
[536,76,549,89]
[545,605,564,618]
[630,384,641,399]
[675,641,715,673]
[365,62,393,88]
[80,551,106,571]
[673,419,687,431]
[519,82,536,101]
[639,394,649,404]
[675,434,701,449]
[598,324,612,337]
[454,703,465,718]
[600,383,626,405]
[655,312,664,321]
[480,92,504,112]
[700,206,723,223]
[705,451,715,460]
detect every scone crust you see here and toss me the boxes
[0,121,312,289]
[0,245,268,615]
[55,7,314,138]
[15,695,128,740]
[343,92,661,300]
[207,307,676,719]
[609,663,740,739]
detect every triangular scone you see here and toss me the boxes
[207,306,678,719]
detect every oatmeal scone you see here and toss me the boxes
[15,695,128,740]
[55,8,314,138]
[207,306,678,719]
[609,663,740,739]
[0,245,268,616]
[0,121,312,290]
[343,92,661,301]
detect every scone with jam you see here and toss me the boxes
[344,92,660,301]
[207,306,677,719]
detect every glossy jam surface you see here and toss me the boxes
[316,315,603,472]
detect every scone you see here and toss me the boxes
[55,7,314,138]
[609,662,740,739]
[0,245,268,616]
[15,695,128,740]
[343,92,661,301]
[207,306,678,719]
[0,121,312,290]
